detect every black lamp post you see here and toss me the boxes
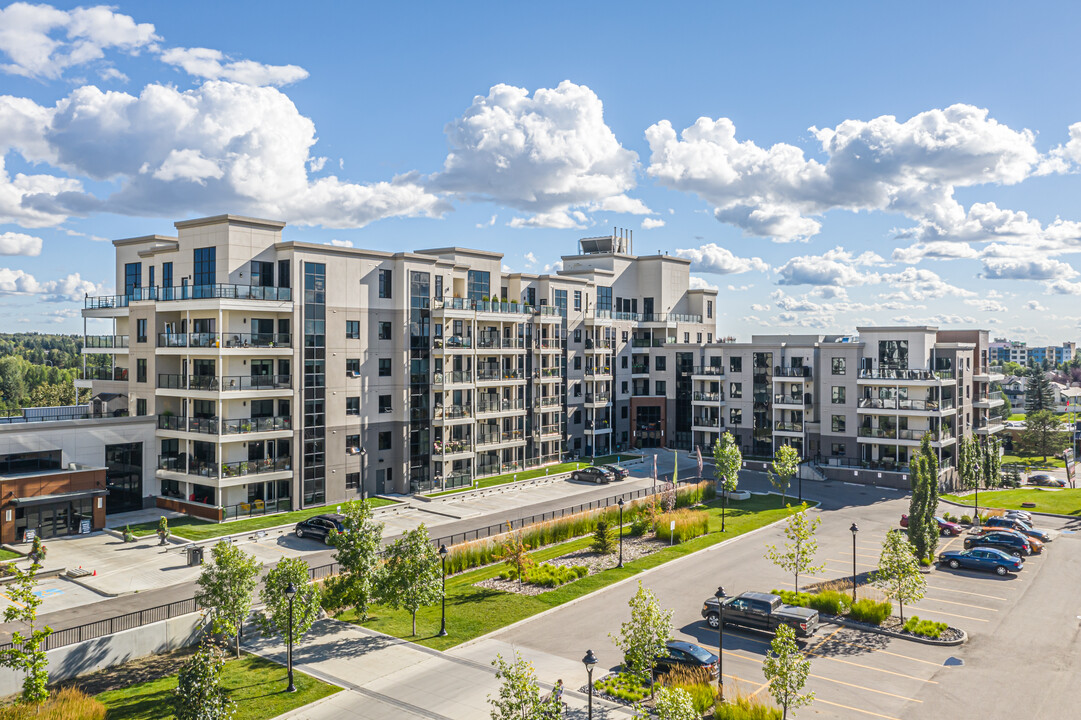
[360,448,368,501]
[438,543,448,637]
[285,581,297,692]
[617,498,625,568]
[715,586,726,700]
[849,523,859,603]
[582,649,598,720]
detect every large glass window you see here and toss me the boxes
[554,289,568,316]
[597,287,612,313]
[162,262,173,299]
[832,386,846,404]
[832,357,846,375]
[105,442,143,514]
[251,261,274,287]
[193,247,216,297]
[124,262,141,297]
[467,270,489,302]
[879,340,909,371]
[379,269,392,298]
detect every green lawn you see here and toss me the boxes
[95,653,340,720]
[593,454,641,465]
[943,488,1081,516]
[1001,454,1066,469]
[112,499,398,542]
[0,548,21,561]
[342,494,801,650]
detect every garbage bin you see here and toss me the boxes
[186,545,204,567]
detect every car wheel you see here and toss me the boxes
[324,534,333,546]
[706,613,720,629]
[572,472,580,481]
[996,565,1008,576]
[948,559,960,569]
[295,528,304,538]
[1011,551,1022,558]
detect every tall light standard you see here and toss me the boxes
[285,582,297,692]
[360,448,368,501]
[849,523,859,603]
[617,498,625,568]
[438,544,448,637]
[714,586,726,701]
[582,649,598,720]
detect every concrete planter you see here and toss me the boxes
[725,490,751,501]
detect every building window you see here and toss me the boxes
[466,270,490,302]
[346,358,360,374]
[346,434,360,451]
[879,340,909,370]
[379,431,392,451]
[251,261,274,287]
[136,398,146,416]
[346,397,359,415]
[622,331,628,342]
[621,355,628,368]
[730,408,742,425]
[346,321,360,339]
[345,472,359,489]
[573,409,582,425]
[574,383,582,397]
[697,333,703,344]
[573,356,582,370]
[193,247,216,290]
[655,355,666,371]
[379,395,392,413]
[162,262,173,293]
[656,381,666,395]
[378,321,392,339]
[831,443,846,456]
[434,275,443,299]
[730,356,742,373]
[378,358,391,377]
[729,382,742,399]
[278,259,290,288]
[574,328,582,343]
[136,358,147,383]
[621,405,628,419]
[136,319,147,343]
[832,415,846,433]
[621,381,628,394]
[832,386,846,404]
[597,287,612,313]
[379,269,392,299]
[124,262,141,297]
[684,332,690,343]
[574,290,582,311]
[708,333,713,343]
[832,357,846,375]
[707,301,713,319]
[554,290,568,316]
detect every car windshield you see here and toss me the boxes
[934,516,948,523]
[681,644,714,662]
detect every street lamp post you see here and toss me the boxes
[617,498,625,568]
[438,544,448,637]
[582,649,598,720]
[714,586,726,701]
[360,448,368,501]
[285,582,297,692]
[849,523,859,603]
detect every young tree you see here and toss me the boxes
[982,436,1002,490]
[377,524,442,636]
[907,450,931,562]
[714,432,742,532]
[765,504,824,593]
[196,540,261,658]
[173,641,234,720]
[1021,409,1070,462]
[0,562,52,704]
[1026,364,1054,413]
[872,530,926,623]
[496,522,534,588]
[487,651,562,720]
[653,686,698,720]
[331,498,385,620]
[762,623,815,720]
[958,436,982,520]
[257,557,321,647]
[591,518,616,555]
[610,581,673,690]
[771,444,800,505]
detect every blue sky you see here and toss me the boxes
[2,1,1081,343]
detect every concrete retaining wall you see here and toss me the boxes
[0,612,204,696]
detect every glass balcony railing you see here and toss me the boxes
[693,391,722,402]
[221,457,292,478]
[858,368,952,381]
[774,366,812,378]
[82,367,128,381]
[433,370,473,385]
[774,421,804,432]
[222,416,292,434]
[86,285,292,308]
[84,335,129,348]
[434,405,471,419]
[692,366,724,376]
[433,336,472,349]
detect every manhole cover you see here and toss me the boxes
[944,657,964,667]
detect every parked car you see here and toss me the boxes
[964,530,1033,556]
[571,466,613,484]
[701,591,819,638]
[900,514,963,536]
[972,527,1044,554]
[294,513,347,544]
[938,547,1024,576]
[1029,473,1067,487]
[983,516,1052,543]
[1003,509,1034,522]
[601,464,630,480]
[652,640,719,679]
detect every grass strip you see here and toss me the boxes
[0,549,21,561]
[94,653,340,720]
[1001,454,1065,469]
[943,487,1081,516]
[425,456,644,498]
[342,494,801,650]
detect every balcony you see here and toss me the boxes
[434,405,472,421]
[476,430,526,447]
[631,364,650,375]
[585,366,612,378]
[157,415,219,434]
[974,421,1006,435]
[584,420,612,434]
[692,391,722,403]
[857,368,953,382]
[535,339,561,350]
[89,284,292,308]
[534,425,562,438]
[222,416,292,435]
[83,335,129,350]
[477,369,525,383]
[476,398,525,415]
[974,391,1004,409]
[157,332,218,348]
[433,370,473,386]
[631,338,674,348]
[773,394,807,406]
[534,305,563,319]
[584,339,614,351]
[156,374,291,392]
[534,368,563,380]
[639,312,703,324]
[433,439,473,455]
[857,427,946,443]
[691,366,724,378]
[433,336,472,350]
[221,457,292,479]
[692,416,720,428]
[774,421,804,433]
[584,393,611,406]
[773,366,812,379]
[220,333,291,349]
[157,454,217,478]
[81,367,129,381]
[856,397,955,412]
[432,297,534,316]
[534,396,561,409]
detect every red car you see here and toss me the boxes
[900,514,963,536]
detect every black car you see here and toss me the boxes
[571,466,612,484]
[964,530,1032,557]
[984,516,1051,542]
[648,641,719,679]
[295,514,347,544]
[601,464,629,480]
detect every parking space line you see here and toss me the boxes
[828,558,878,569]
[918,595,997,612]
[808,672,922,702]
[816,637,946,668]
[816,698,904,720]
[924,584,1008,601]
[0,590,24,609]
[804,626,844,655]
[805,650,938,683]
[908,606,988,622]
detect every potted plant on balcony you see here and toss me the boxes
[240,420,252,433]
[157,516,170,546]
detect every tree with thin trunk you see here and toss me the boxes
[496,522,534,588]
[487,651,562,720]
[257,557,321,647]
[610,581,673,693]
[922,433,940,559]
[958,435,982,520]
[771,444,800,505]
[872,530,926,623]
[714,432,742,532]
[762,623,815,720]
[196,540,261,658]
[330,498,385,620]
[173,641,234,720]
[377,524,442,636]
[983,436,1002,490]
[0,561,51,704]
[765,504,824,594]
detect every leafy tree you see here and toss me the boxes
[591,518,616,555]
[872,530,926,623]
[330,498,385,620]
[762,624,815,720]
[957,436,982,519]
[1002,360,1023,376]
[713,432,742,532]
[257,557,321,647]
[173,641,234,720]
[196,541,261,658]
[1021,409,1070,462]
[982,436,1002,490]
[0,562,52,704]
[496,522,534,588]
[377,524,442,636]
[0,355,27,410]
[611,581,673,689]
[907,434,939,562]
[654,686,698,720]
[996,393,1012,421]
[1026,364,1054,413]
[487,651,562,720]
[765,504,824,593]
[770,444,800,505]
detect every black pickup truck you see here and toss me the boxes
[701,591,820,638]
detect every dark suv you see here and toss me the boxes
[964,531,1032,557]
[571,466,612,484]
[295,514,347,544]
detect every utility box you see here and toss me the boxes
[186,545,204,567]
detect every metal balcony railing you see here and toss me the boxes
[84,335,129,348]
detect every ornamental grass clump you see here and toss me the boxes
[902,616,949,639]
[0,688,106,720]
[655,509,709,543]
[847,598,892,626]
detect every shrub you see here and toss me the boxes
[960,515,972,524]
[902,616,949,639]
[594,672,650,703]
[0,688,106,720]
[770,589,812,607]
[848,598,892,625]
[660,668,717,714]
[655,510,710,543]
[807,590,849,616]
[714,693,782,720]
[592,518,616,554]
[497,562,588,588]
[629,514,651,537]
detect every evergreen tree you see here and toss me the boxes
[907,442,931,563]
[921,434,940,560]
[1026,364,1054,413]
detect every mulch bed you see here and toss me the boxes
[53,646,198,695]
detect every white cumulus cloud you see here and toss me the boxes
[0,231,42,256]
[674,242,768,275]
[641,217,665,229]
[160,46,308,87]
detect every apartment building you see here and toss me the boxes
[78,217,716,520]
[990,339,1077,366]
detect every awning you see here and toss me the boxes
[11,489,109,507]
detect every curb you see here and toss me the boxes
[940,496,1081,521]
[821,615,968,646]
